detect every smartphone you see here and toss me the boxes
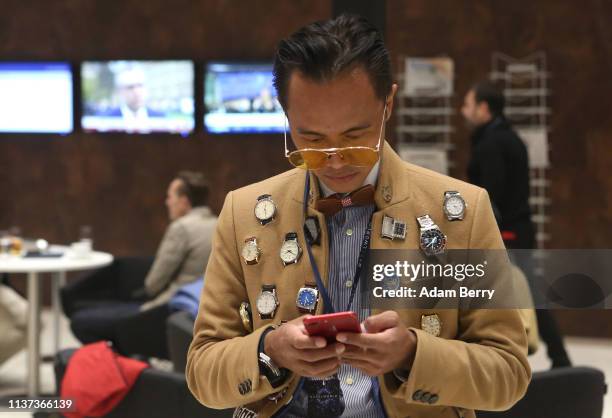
[303,311,361,342]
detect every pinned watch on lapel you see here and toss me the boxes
[239,301,253,332]
[296,284,319,314]
[421,313,442,337]
[280,232,302,266]
[241,237,262,265]
[381,214,407,240]
[416,215,447,256]
[254,194,277,225]
[443,191,467,221]
[256,284,279,319]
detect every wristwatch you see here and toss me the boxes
[443,191,467,221]
[280,232,302,266]
[296,284,319,314]
[254,194,276,225]
[416,215,447,256]
[258,327,288,388]
[256,284,280,319]
[241,237,262,265]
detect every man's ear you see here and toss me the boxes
[385,83,399,122]
[478,101,492,120]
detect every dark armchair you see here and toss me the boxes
[60,256,173,359]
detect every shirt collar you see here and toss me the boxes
[318,160,381,198]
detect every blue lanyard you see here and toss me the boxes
[302,173,373,313]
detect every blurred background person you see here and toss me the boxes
[462,80,571,368]
[0,282,27,366]
[61,171,217,345]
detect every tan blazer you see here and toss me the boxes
[187,143,531,418]
[142,206,217,311]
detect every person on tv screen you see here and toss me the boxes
[100,66,165,131]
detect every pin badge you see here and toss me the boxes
[382,184,393,203]
[304,216,321,246]
[239,302,253,333]
[381,215,407,240]
[421,313,442,337]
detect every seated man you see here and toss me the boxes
[64,171,217,344]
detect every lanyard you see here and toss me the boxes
[302,173,373,313]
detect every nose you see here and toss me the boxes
[325,152,347,170]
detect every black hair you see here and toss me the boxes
[175,171,209,207]
[472,80,505,117]
[273,14,392,110]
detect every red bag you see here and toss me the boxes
[60,341,148,418]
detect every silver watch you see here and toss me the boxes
[443,191,466,221]
[417,215,447,256]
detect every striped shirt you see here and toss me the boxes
[326,204,382,418]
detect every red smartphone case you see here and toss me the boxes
[303,311,361,341]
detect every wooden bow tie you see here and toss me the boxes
[315,184,375,216]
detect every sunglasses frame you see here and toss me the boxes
[284,102,388,170]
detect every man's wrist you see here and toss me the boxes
[258,326,288,388]
[393,328,417,383]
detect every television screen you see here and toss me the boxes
[81,60,194,134]
[204,62,284,134]
[0,62,73,134]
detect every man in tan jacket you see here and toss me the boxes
[187,14,530,418]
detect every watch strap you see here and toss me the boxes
[416,215,436,230]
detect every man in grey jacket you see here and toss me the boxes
[141,171,217,310]
[64,171,217,344]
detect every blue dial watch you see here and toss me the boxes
[296,284,319,314]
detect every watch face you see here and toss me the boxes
[241,241,260,263]
[255,199,275,222]
[280,240,300,264]
[420,229,447,255]
[382,275,400,291]
[257,291,278,315]
[445,196,465,217]
[421,314,442,337]
[297,288,318,309]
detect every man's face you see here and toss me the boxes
[120,83,146,112]
[461,89,489,129]
[285,67,396,194]
[165,179,191,221]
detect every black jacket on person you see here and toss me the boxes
[467,116,535,248]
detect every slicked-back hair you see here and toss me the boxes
[273,14,392,110]
[472,80,505,117]
[176,171,209,207]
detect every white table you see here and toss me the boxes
[0,246,113,396]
